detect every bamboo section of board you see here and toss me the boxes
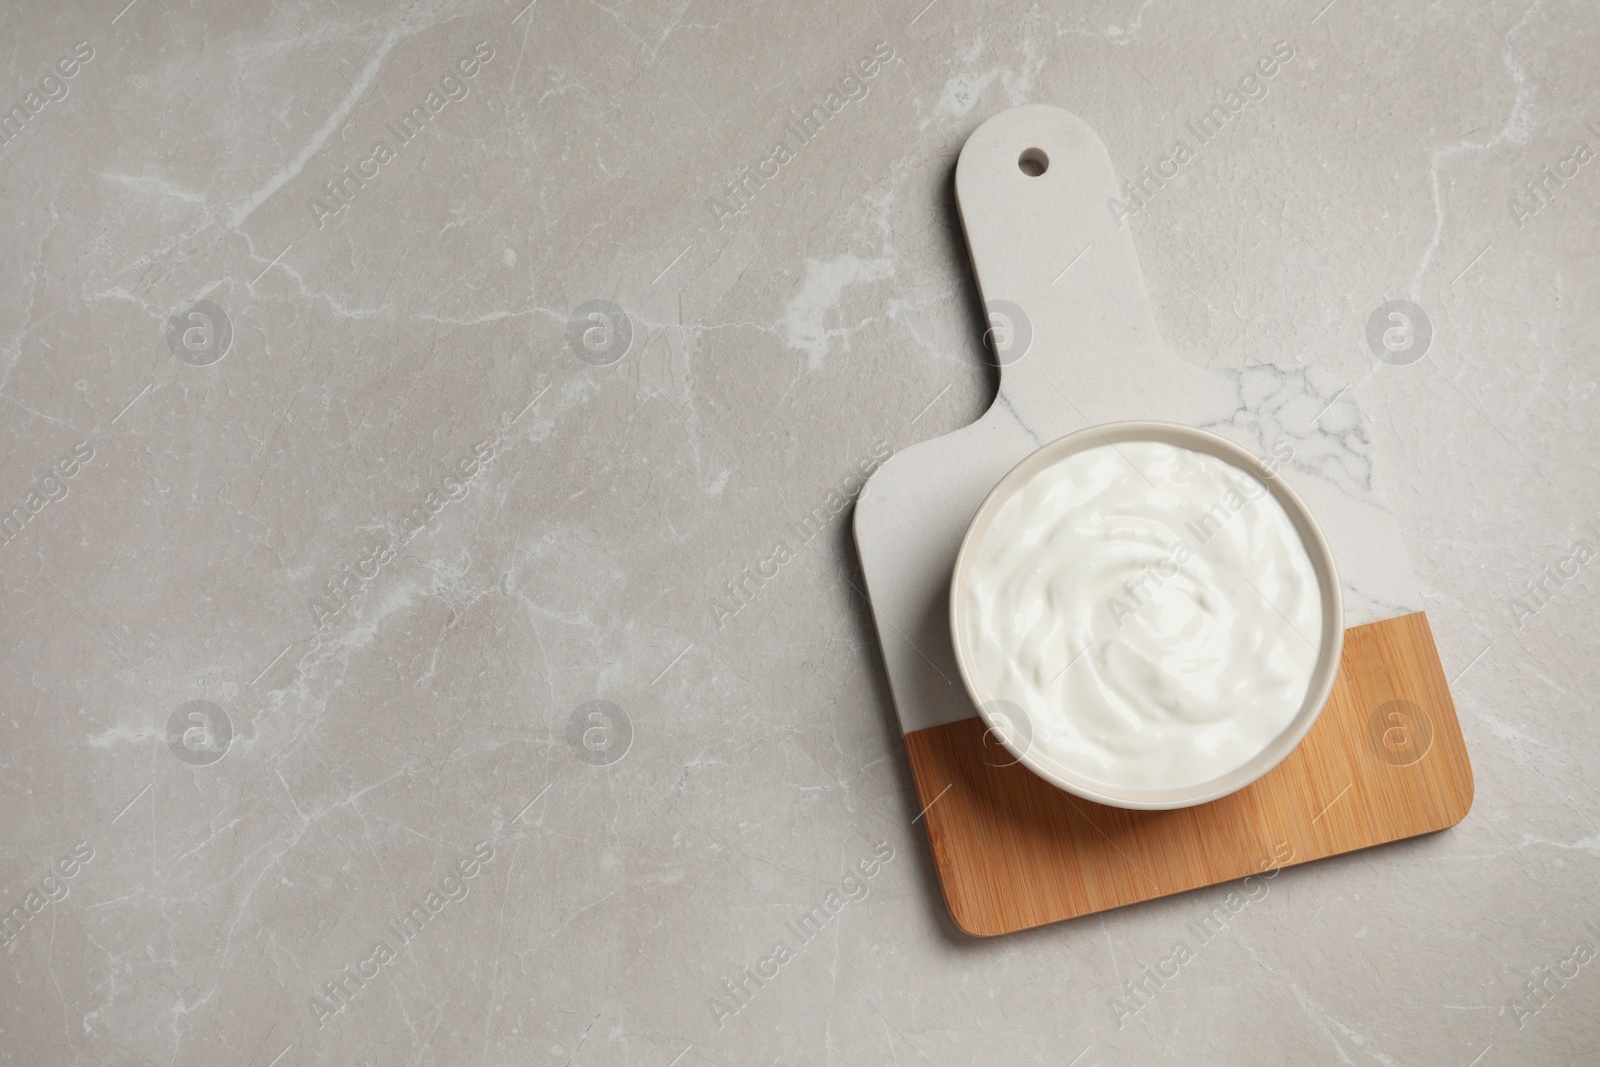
[902,611,1473,937]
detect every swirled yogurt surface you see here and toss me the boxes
[960,440,1323,791]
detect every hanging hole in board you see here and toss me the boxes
[1017,148,1049,176]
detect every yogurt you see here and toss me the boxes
[959,439,1323,791]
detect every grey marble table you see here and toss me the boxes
[1,2,1595,1065]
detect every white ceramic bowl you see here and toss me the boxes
[949,421,1344,810]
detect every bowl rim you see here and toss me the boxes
[948,420,1345,810]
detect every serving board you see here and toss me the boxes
[853,105,1473,936]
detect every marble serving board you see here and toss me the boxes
[853,105,1473,936]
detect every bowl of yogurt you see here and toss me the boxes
[950,422,1343,810]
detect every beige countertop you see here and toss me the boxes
[1,1,1596,1064]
